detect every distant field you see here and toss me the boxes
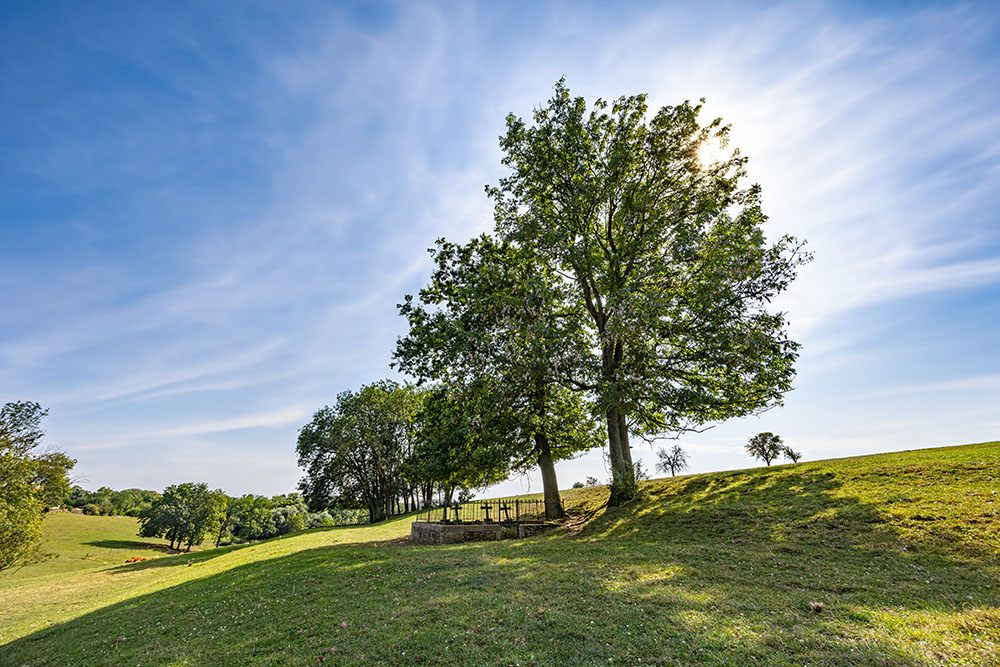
[1,441,998,666]
[0,513,178,583]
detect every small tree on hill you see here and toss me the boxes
[585,476,600,487]
[782,445,802,463]
[656,445,689,477]
[746,432,783,466]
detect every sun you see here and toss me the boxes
[698,137,724,165]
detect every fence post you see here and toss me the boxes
[515,499,520,537]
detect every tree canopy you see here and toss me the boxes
[0,401,76,570]
[489,79,809,504]
[296,380,424,523]
[745,432,784,467]
[138,482,224,551]
[395,235,601,518]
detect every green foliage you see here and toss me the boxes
[0,452,42,571]
[783,445,803,463]
[273,503,309,536]
[231,495,276,542]
[395,234,602,518]
[490,80,809,503]
[285,513,306,534]
[746,431,784,466]
[138,482,224,551]
[403,384,510,504]
[572,481,585,488]
[0,401,75,571]
[297,380,423,523]
[66,486,160,516]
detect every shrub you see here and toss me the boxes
[285,514,306,533]
[82,503,100,515]
[307,511,334,528]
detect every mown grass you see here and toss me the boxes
[0,513,178,583]
[1,441,998,666]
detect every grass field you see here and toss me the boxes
[0,513,180,584]
[1,442,998,666]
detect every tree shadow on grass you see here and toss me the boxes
[101,523,412,575]
[82,540,177,554]
[103,541,258,574]
[4,472,998,666]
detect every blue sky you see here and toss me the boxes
[1,1,998,497]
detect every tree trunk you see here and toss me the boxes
[368,496,385,524]
[606,405,636,506]
[535,431,564,520]
[617,410,633,468]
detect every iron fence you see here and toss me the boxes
[415,498,555,525]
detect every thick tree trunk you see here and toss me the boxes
[606,405,636,506]
[535,431,564,520]
[368,496,385,524]
[617,410,633,469]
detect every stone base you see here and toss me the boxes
[410,521,553,545]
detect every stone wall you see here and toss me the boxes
[410,521,552,545]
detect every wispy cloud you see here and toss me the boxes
[73,403,311,451]
[874,374,1000,396]
[2,1,997,495]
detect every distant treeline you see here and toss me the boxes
[61,483,368,551]
[64,486,160,516]
[138,484,369,551]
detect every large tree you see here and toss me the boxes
[0,401,76,570]
[395,236,602,519]
[403,383,510,507]
[491,80,809,504]
[138,482,224,551]
[297,381,422,523]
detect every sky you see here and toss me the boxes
[1,1,998,498]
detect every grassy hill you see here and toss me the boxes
[0,513,178,583]
[1,442,997,666]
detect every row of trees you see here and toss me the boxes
[578,431,804,487]
[137,484,365,551]
[296,381,494,525]
[299,81,808,518]
[64,486,160,516]
[0,401,76,571]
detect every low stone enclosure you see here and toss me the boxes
[410,498,559,545]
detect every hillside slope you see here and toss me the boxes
[0,513,176,583]
[1,442,998,666]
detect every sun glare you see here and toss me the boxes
[698,138,723,165]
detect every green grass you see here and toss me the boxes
[1,442,998,666]
[0,513,178,584]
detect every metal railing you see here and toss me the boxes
[415,498,555,525]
